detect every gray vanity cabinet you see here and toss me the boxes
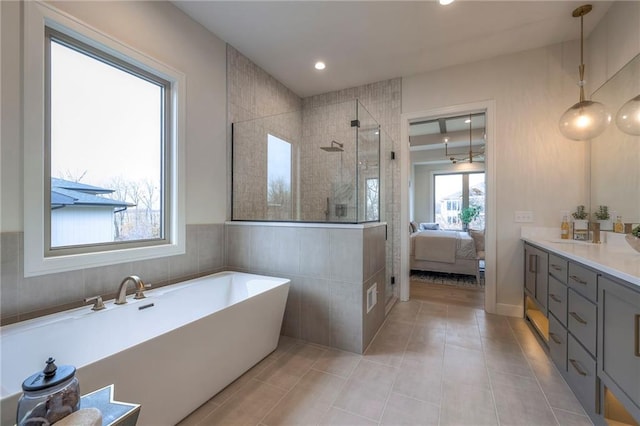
[523,240,640,425]
[598,276,640,421]
[524,244,548,311]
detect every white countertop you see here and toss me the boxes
[521,227,640,287]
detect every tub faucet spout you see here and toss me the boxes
[115,275,151,305]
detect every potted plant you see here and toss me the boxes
[594,205,613,231]
[459,205,480,231]
[571,205,589,230]
[625,225,640,253]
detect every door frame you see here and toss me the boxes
[399,100,497,314]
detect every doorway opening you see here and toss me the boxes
[408,112,486,308]
[399,101,496,313]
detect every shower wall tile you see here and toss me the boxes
[228,45,303,220]
[330,280,363,354]
[303,78,402,300]
[281,275,302,339]
[329,228,363,283]
[300,276,331,346]
[299,228,331,279]
[362,269,387,350]
[0,224,225,325]
[268,227,301,275]
[224,223,383,353]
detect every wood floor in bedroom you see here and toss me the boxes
[410,280,484,309]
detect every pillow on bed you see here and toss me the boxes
[410,221,419,233]
[468,229,485,252]
[419,222,440,231]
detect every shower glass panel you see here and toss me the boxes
[379,128,396,303]
[232,100,381,223]
[356,103,380,223]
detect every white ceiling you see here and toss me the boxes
[173,1,612,98]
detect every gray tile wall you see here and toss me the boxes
[225,223,386,353]
[0,224,225,324]
[303,80,402,301]
[227,45,303,221]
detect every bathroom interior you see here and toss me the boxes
[1,1,640,425]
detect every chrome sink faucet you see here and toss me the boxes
[115,275,151,305]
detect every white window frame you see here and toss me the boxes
[23,2,186,277]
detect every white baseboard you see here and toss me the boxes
[496,303,523,318]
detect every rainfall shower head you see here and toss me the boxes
[320,140,344,152]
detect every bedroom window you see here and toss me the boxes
[434,172,485,230]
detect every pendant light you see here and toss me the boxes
[446,114,484,163]
[559,4,611,141]
[615,94,640,136]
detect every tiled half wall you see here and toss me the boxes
[225,222,386,354]
[0,224,225,325]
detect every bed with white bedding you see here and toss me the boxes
[410,229,478,278]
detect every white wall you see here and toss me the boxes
[0,0,227,232]
[403,41,587,308]
[402,1,640,310]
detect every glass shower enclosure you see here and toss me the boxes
[232,100,380,223]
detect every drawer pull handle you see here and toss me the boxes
[635,314,640,357]
[550,294,562,303]
[551,264,563,271]
[569,311,587,325]
[549,332,561,344]
[569,359,587,376]
[569,275,587,285]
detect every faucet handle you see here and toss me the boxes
[134,283,152,300]
[84,295,106,311]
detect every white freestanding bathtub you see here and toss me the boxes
[0,271,290,426]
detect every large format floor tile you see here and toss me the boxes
[179,286,592,425]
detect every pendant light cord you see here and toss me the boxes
[578,10,585,102]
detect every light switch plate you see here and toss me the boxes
[515,211,534,223]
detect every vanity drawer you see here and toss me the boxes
[548,313,567,371]
[567,334,598,415]
[548,276,568,326]
[568,262,598,302]
[549,254,568,284]
[568,288,597,356]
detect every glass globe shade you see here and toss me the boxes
[615,95,640,136]
[559,100,611,141]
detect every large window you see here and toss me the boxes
[47,30,167,250]
[434,172,485,230]
[24,2,185,276]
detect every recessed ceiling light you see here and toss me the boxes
[439,0,454,5]
[464,119,471,124]
[314,61,326,70]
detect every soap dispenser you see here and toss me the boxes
[561,214,570,240]
[614,216,624,233]
[17,357,80,426]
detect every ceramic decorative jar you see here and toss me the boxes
[17,358,80,426]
